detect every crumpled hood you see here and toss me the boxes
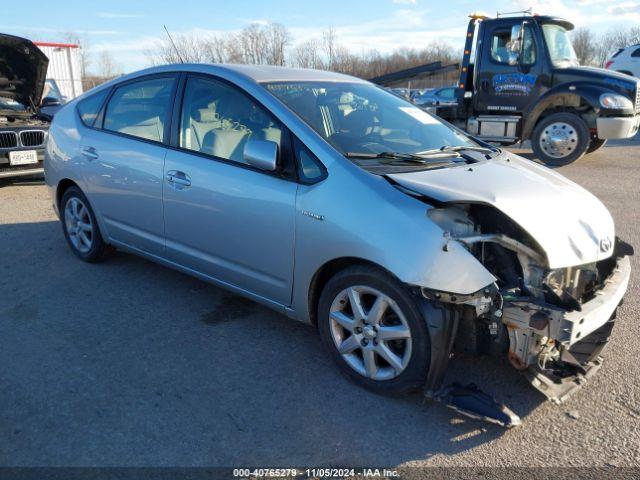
[0,34,48,110]
[387,153,615,268]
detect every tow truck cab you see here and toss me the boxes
[438,13,640,166]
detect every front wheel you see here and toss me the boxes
[317,265,431,395]
[531,112,590,166]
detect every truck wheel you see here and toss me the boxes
[587,138,607,154]
[317,265,431,395]
[531,112,590,166]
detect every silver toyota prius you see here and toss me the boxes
[45,64,631,425]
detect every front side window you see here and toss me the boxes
[103,76,175,142]
[542,23,579,67]
[491,24,536,65]
[180,76,283,165]
[265,81,476,158]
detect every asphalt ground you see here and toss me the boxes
[1,136,639,468]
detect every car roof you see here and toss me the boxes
[113,63,368,85]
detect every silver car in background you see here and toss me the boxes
[45,64,631,426]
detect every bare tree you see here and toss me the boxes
[596,27,640,67]
[97,51,120,78]
[323,27,337,69]
[145,21,460,88]
[265,23,290,66]
[63,32,91,78]
[572,28,597,66]
[290,39,323,69]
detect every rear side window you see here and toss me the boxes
[103,76,176,143]
[77,89,109,127]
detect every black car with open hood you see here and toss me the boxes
[0,33,50,180]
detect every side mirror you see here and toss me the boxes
[41,96,62,107]
[507,21,527,66]
[243,139,278,172]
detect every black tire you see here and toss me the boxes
[587,138,607,154]
[531,112,590,166]
[317,265,431,395]
[60,186,111,262]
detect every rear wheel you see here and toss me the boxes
[587,138,607,154]
[531,112,590,166]
[317,265,431,395]
[60,186,111,262]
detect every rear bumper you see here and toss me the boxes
[596,115,640,139]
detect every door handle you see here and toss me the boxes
[165,170,191,188]
[480,79,489,92]
[81,146,98,161]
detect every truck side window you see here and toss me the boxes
[490,26,536,66]
[491,30,513,64]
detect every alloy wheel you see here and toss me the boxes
[64,197,94,253]
[329,286,412,381]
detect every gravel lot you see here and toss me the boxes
[1,137,639,468]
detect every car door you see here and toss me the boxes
[80,74,177,256]
[474,20,543,114]
[162,75,297,305]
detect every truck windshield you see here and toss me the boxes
[264,81,478,159]
[542,23,579,68]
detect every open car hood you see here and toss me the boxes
[0,34,48,110]
[387,153,615,268]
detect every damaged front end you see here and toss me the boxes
[421,202,632,423]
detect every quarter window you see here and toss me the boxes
[77,89,109,127]
[294,139,325,183]
[103,76,176,143]
[180,76,283,166]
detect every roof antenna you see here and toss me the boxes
[163,25,184,64]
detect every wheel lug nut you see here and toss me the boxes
[361,339,368,346]
[355,327,362,334]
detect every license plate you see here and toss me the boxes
[9,150,38,166]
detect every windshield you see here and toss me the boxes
[264,81,477,157]
[542,23,579,67]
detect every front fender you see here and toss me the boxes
[288,158,496,323]
[521,83,619,139]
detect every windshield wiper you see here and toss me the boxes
[345,151,460,162]
[416,145,497,155]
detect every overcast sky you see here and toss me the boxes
[3,0,638,74]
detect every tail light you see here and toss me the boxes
[604,60,613,69]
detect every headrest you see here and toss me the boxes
[193,108,218,123]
